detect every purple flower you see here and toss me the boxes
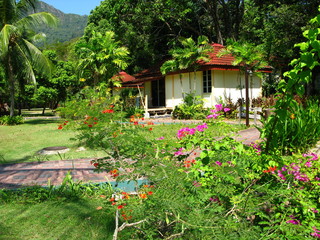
[286,215,300,225]
[305,161,312,167]
[215,104,223,112]
[157,136,165,140]
[215,161,222,166]
[196,123,208,132]
[210,197,219,202]
[223,108,231,112]
[210,109,218,113]
[174,148,184,156]
[311,227,320,238]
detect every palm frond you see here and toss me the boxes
[0,0,17,27]
[16,12,58,31]
[22,39,53,77]
[0,24,18,58]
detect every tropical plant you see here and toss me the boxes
[261,11,320,154]
[218,40,268,126]
[75,31,130,89]
[0,0,58,116]
[161,36,212,95]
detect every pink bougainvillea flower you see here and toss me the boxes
[174,148,185,156]
[210,109,218,113]
[215,104,223,112]
[215,161,222,166]
[157,137,165,140]
[286,215,300,225]
[223,108,231,112]
[305,161,312,167]
[196,123,208,132]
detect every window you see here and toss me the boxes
[203,70,212,93]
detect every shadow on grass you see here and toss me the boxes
[0,188,116,239]
[23,119,61,125]
[0,154,45,165]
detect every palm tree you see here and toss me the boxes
[76,31,130,90]
[218,41,267,126]
[161,36,212,96]
[0,0,58,116]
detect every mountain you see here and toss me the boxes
[32,1,88,46]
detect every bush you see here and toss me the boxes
[172,92,208,119]
[0,115,24,125]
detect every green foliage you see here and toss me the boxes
[172,92,208,119]
[0,115,24,125]
[75,31,130,87]
[261,11,320,154]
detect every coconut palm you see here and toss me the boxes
[76,31,130,90]
[161,36,212,96]
[218,41,268,126]
[0,0,58,116]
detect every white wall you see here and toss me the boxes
[152,69,262,109]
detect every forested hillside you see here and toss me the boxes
[33,1,88,45]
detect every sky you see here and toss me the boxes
[41,0,103,15]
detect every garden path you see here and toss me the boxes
[0,120,261,189]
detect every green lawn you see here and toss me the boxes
[0,118,108,164]
[0,198,115,240]
[0,114,245,164]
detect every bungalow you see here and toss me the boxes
[122,43,272,113]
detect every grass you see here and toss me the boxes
[0,118,107,164]
[0,116,246,164]
[0,199,114,240]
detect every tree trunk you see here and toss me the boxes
[8,58,15,117]
[245,66,249,127]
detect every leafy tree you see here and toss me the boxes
[161,36,212,96]
[240,0,320,71]
[218,40,267,126]
[75,31,129,89]
[0,0,57,116]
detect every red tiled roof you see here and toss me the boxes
[202,43,235,66]
[113,71,136,83]
[129,43,272,83]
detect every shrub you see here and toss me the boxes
[0,115,24,125]
[172,92,208,119]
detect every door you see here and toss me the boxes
[151,78,165,107]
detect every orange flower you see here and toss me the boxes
[147,191,153,195]
[139,193,147,199]
[290,113,295,119]
[109,197,115,202]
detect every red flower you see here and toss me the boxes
[117,205,124,209]
[109,198,115,202]
[149,128,153,131]
[263,166,277,173]
[58,125,63,129]
[102,109,114,113]
[88,124,93,128]
[147,191,153,195]
[84,121,88,124]
[93,122,98,125]
[93,163,99,168]
[134,121,138,125]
